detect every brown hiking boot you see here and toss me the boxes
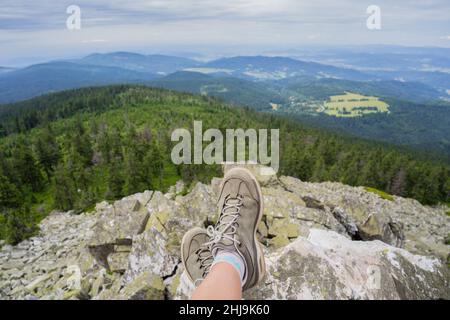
[207,167,266,291]
[181,227,213,286]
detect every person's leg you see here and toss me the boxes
[181,167,266,300]
[191,262,242,300]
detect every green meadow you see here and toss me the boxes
[322,92,390,117]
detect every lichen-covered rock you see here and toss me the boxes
[279,176,449,258]
[1,166,449,300]
[89,197,151,246]
[124,227,180,283]
[123,189,207,285]
[224,163,279,187]
[119,271,165,300]
[243,229,450,300]
[107,252,129,274]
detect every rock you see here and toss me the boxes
[177,183,217,226]
[174,270,196,300]
[124,227,180,283]
[244,229,450,300]
[1,166,449,300]
[257,221,269,239]
[358,214,382,240]
[25,274,51,293]
[269,235,290,249]
[11,250,27,259]
[1,244,12,252]
[302,196,325,210]
[89,198,150,246]
[114,245,132,253]
[119,271,165,300]
[65,265,81,290]
[175,181,186,194]
[331,207,359,238]
[268,219,300,239]
[107,252,129,273]
[166,181,186,199]
[223,163,279,187]
[262,185,345,241]
[278,176,448,258]
[165,266,183,299]
[89,270,106,297]
[121,190,154,207]
[7,270,25,280]
[92,271,123,300]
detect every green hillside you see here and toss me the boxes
[0,85,448,244]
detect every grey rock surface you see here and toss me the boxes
[1,165,449,300]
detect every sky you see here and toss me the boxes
[1,0,450,66]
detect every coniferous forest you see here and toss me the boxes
[0,85,448,244]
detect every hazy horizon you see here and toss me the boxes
[1,0,450,67]
[2,44,450,69]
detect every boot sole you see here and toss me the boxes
[224,167,266,287]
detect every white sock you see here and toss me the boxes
[212,250,247,287]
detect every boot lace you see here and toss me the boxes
[205,194,243,249]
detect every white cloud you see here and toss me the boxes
[307,34,321,40]
[81,39,108,43]
[0,0,450,65]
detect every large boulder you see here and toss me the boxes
[223,163,279,187]
[278,176,449,259]
[246,229,449,300]
[123,185,214,285]
[87,192,153,273]
[89,195,152,246]
[176,229,450,300]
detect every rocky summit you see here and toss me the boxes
[0,165,449,300]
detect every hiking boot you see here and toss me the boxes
[181,227,214,286]
[207,167,266,291]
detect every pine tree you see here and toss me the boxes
[0,172,21,210]
[106,158,124,200]
[54,163,77,211]
[5,205,38,245]
[34,126,61,179]
[70,117,93,166]
[123,148,146,195]
[13,138,45,192]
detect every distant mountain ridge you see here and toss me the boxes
[79,52,200,74]
[0,67,14,74]
[0,61,157,103]
[205,55,370,81]
[149,71,281,110]
[0,51,448,105]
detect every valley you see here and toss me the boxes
[0,50,449,157]
[0,86,448,246]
